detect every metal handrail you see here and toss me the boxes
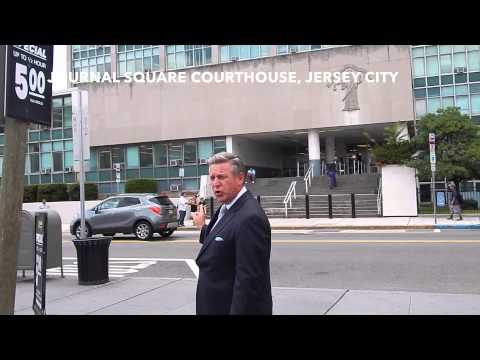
[283,181,297,217]
[304,163,314,194]
[377,176,382,216]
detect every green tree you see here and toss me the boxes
[369,123,414,165]
[409,107,480,183]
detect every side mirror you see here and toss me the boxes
[94,207,100,214]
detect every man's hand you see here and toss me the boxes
[192,204,206,229]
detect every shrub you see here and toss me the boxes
[125,179,157,194]
[67,183,99,201]
[37,183,69,202]
[23,185,38,203]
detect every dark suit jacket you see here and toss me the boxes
[195,190,272,315]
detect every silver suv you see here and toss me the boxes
[70,193,178,241]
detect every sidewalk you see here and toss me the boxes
[14,274,480,315]
[174,216,480,231]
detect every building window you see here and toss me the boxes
[127,146,139,168]
[41,153,52,172]
[415,99,427,117]
[413,58,425,77]
[427,98,441,114]
[213,139,226,153]
[71,45,111,82]
[112,147,124,166]
[30,153,39,173]
[440,54,452,74]
[99,151,112,169]
[184,142,197,164]
[468,50,480,72]
[198,139,213,161]
[220,45,271,62]
[139,144,153,167]
[53,152,63,172]
[166,45,212,70]
[276,45,335,55]
[471,94,480,114]
[154,144,167,166]
[168,144,182,161]
[117,45,160,75]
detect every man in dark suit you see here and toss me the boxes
[192,152,272,315]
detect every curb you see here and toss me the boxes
[435,224,480,229]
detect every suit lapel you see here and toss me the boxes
[197,191,252,260]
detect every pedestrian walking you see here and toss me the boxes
[177,192,188,226]
[447,182,463,220]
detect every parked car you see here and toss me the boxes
[70,193,178,240]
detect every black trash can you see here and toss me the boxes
[72,237,112,285]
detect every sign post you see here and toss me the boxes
[429,133,437,224]
[72,89,89,239]
[0,45,53,314]
[114,163,121,194]
[33,212,48,315]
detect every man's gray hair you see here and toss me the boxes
[208,152,246,176]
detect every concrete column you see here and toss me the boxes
[308,130,321,177]
[326,135,335,164]
[226,135,233,153]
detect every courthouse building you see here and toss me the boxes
[1,45,479,196]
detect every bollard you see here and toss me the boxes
[328,194,333,219]
[351,193,356,218]
[305,194,310,219]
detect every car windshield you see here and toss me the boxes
[149,196,174,206]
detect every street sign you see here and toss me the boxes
[431,163,436,172]
[429,133,435,144]
[429,143,435,153]
[72,89,90,172]
[33,212,48,315]
[436,191,446,207]
[430,152,436,164]
[4,45,54,126]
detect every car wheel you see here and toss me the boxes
[159,229,175,238]
[134,221,153,241]
[74,223,92,239]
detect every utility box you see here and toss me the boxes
[18,209,63,276]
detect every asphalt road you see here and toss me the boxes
[61,229,480,295]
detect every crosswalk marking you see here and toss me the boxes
[47,257,199,279]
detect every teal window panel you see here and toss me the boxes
[41,142,52,152]
[52,141,63,152]
[64,140,73,151]
[63,107,72,128]
[52,174,63,183]
[413,78,426,88]
[63,128,73,138]
[127,146,139,168]
[199,164,209,176]
[88,150,97,170]
[427,98,441,114]
[64,151,73,167]
[154,167,168,179]
[471,94,480,114]
[441,75,453,85]
[427,76,439,86]
[99,170,113,181]
[455,73,467,84]
[470,83,480,94]
[29,175,40,184]
[183,178,199,190]
[441,86,454,96]
[86,171,99,182]
[29,131,40,142]
[184,165,198,177]
[427,87,440,97]
[52,129,63,140]
[414,88,426,98]
[198,139,213,160]
[40,130,51,141]
[41,153,52,170]
[0,134,4,145]
[64,173,75,183]
[455,85,468,96]
[140,168,154,178]
[169,167,179,178]
[126,169,139,179]
[469,72,480,82]
[41,174,51,184]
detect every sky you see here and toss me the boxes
[52,45,68,92]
